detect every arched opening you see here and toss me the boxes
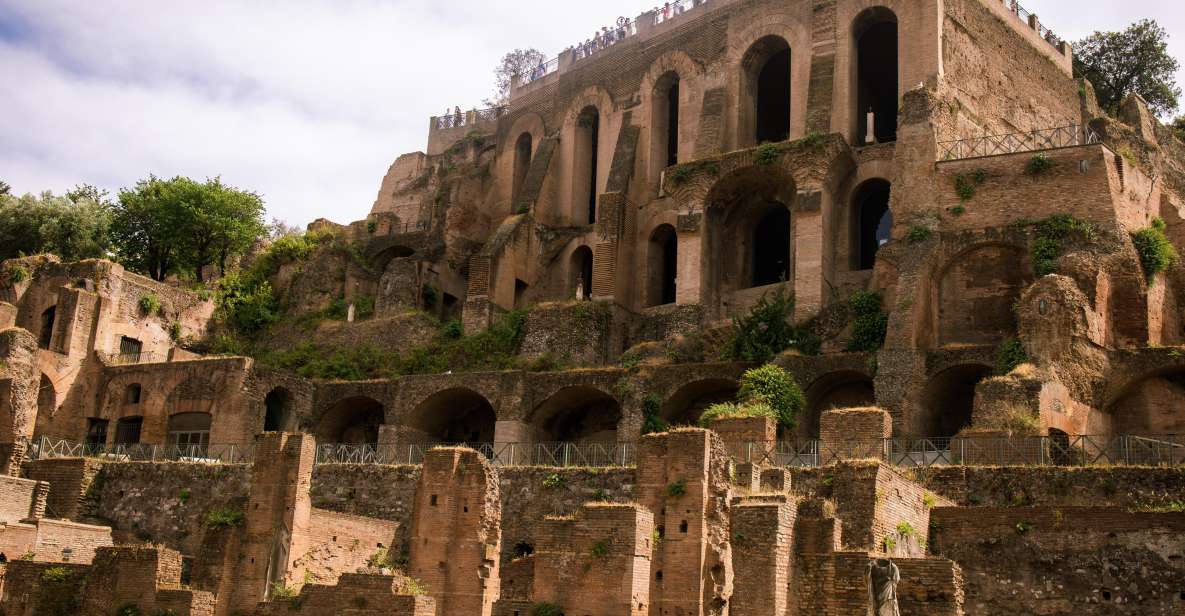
[36,374,55,419]
[38,306,56,349]
[571,246,594,300]
[86,418,109,446]
[938,245,1032,346]
[752,205,792,287]
[1108,370,1185,436]
[852,179,892,270]
[854,8,899,145]
[651,72,681,172]
[408,388,497,443]
[530,386,622,442]
[663,379,740,426]
[168,412,212,451]
[114,416,143,445]
[317,397,385,445]
[917,365,991,438]
[512,132,533,203]
[264,388,292,432]
[124,384,142,405]
[802,372,876,439]
[647,225,678,306]
[742,36,792,146]
[574,106,601,224]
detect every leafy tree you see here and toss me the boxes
[0,190,112,261]
[112,176,266,281]
[1172,116,1185,142]
[0,180,10,195]
[486,48,546,106]
[1074,19,1181,116]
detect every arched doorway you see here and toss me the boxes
[263,388,292,432]
[802,372,876,439]
[647,224,678,306]
[663,379,740,426]
[317,397,385,445]
[917,365,991,438]
[530,387,622,442]
[38,306,56,349]
[852,179,892,270]
[742,36,792,145]
[854,8,899,144]
[751,205,791,287]
[571,246,594,300]
[574,106,601,224]
[513,132,533,203]
[651,72,681,171]
[938,245,1032,346]
[408,388,497,444]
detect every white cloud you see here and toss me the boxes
[0,0,1182,227]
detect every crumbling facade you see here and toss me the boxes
[3,0,1185,613]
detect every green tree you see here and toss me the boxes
[112,176,266,281]
[0,190,112,261]
[1172,116,1185,142]
[486,48,546,106]
[1074,19,1181,116]
[0,180,10,195]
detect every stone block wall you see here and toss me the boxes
[819,407,891,463]
[26,457,101,521]
[710,416,776,463]
[730,495,795,616]
[254,573,435,616]
[0,474,44,522]
[28,518,113,563]
[296,508,400,585]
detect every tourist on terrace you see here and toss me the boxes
[454,107,463,127]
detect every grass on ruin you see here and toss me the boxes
[1013,214,1098,277]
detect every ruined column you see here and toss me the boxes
[0,327,39,475]
[819,407,891,464]
[409,447,502,616]
[730,495,796,616]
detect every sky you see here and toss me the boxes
[1,1,1183,229]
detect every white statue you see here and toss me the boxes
[867,558,900,616]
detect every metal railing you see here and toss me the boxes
[653,0,709,26]
[743,435,1185,468]
[315,441,637,467]
[937,124,1099,161]
[431,106,506,130]
[1002,0,1063,48]
[28,436,254,464]
[101,351,167,366]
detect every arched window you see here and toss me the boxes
[571,246,594,300]
[38,306,56,349]
[512,132,533,203]
[124,384,143,405]
[574,106,601,224]
[408,388,497,444]
[918,365,991,438]
[742,36,792,146]
[647,225,678,306]
[752,204,791,287]
[264,388,292,432]
[854,8,899,144]
[853,179,892,270]
[317,397,385,445]
[651,72,681,173]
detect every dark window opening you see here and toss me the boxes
[38,306,56,349]
[442,293,460,321]
[119,336,143,361]
[572,247,594,300]
[855,10,899,144]
[124,384,142,405]
[919,365,991,438]
[679,520,688,533]
[86,418,109,447]
[752,205,791,287]
[854,179,892,270]
[512,132,532,204]
[665,79,680,167]
[168,412,212,452]
[115,416,143,445]
[264,388,291,432]
[513,542,534,558]
[514,279,529,309]
[756,47,792,144]
[576,107,601,224]
[648,225,678,306]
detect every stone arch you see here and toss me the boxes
[168,376,217,415]
[1105,367,1185,436]
[512,132,533,203]
[646,224,679,307]
[851,178,893,271]
[264,387,293,432]
[916,364,992,438]
[936,243,1033,346]
[851,7,899,144]
[562,87,614,224]
[316,396,385,445]
[802,371,876,439]
[501,111,546,212]
[569,245,594,300]
[741,35,793,146]
[406,388,497,444]
[729,14,810,149]
[704,166,798,306]
[662,378,740,427]
[529,386,621,443]
[640,51,702,185]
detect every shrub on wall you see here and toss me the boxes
[995,338,1030,375]
[204,506,245,528]
[138,293,162,316]
[699,401,778,426]
[1131,217,1179,280]
[1020,214,1098,276]
[724,287,796,361]
[846,291,888,353]
[641,393,669,434]
[5,264,29,283]
[700,364,804,430]
[1026,153,1055,175]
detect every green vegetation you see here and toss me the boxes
[204,506,245,528]
[403,577,429,596]
[666,479,687,498]
[995,338,1030,375]
[177,488,191,503]
[923,492,937,509]
[588,539,610,558]
[117,605,142,616]
[542,473,566,490]
[1073,19,1180,116]
[36,566,82,616]
[641,393,669,434]
[1132,217,1179,280]
[0,185,113,262]
[5,264,28,283]
[669,166,694,183]
[1026,153,1055,175]
[531,602,564,616]
[953,169,986,201]
[1019,214,1098,276]
[846,291,888,353]
[906,225,932,243]
[754,142,783,165]
[367,547,390,568]
[138,294,162,316]
[269,582,297,599]
[1015,520,1033,534]
[896,521,916,537]
[724,286,815,361]
[700,364,805,430]
[699,401,779,426]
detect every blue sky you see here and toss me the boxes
[1,0,1183,228]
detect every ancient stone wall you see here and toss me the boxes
[296,508,399,585]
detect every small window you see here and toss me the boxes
[119,336,143,363]
[430,494,438,506]
[86,418,109,447]
[114,416,143,445]
[38,306,56,349]
[125,384,143,405]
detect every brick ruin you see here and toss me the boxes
[3,0,1185,613]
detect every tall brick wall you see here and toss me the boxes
[253,574,435,616]
[296,508,399,585]
[26,458,101,521]
[0,475,43,523]
[730,495,795,616]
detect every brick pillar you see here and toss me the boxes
[637,429,733,615]
[675,212,702,305]
[793,189,825,319]
[231,432,315,613]
[730,495,796,616]
[26,457,102,520]
[819,407,891,464]
[409,447,502,616]
[709,416,776,463]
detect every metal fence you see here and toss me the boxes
[937,124,1099,161]
[743,435,1185,468]
[101,351,168,366]
[431,106,506,130]
[315,441,637,467]
[1001,0,1063,48]
[28,437,254,464]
